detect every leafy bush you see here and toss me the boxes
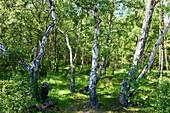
[130,76,170,112]
[0,72,37,112]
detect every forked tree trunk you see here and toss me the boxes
[118,0,159,106]
[64,27,81,78]
[56,25,80,93]
[0,0,57,98]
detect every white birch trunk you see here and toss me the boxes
[118,0,159,106]
[65,33,75,93]
[64,28,81,77]
[89,40,99,108]
[138,19,170,79]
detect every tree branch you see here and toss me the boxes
[0,43,32,72]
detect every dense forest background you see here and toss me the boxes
[0,0,169,112]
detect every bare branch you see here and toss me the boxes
[154,0,160,7]
[56,26,66,37]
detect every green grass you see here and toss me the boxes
[39,67,142,112]
[1,66,169,112]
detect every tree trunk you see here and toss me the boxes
[64,26,81,78]
[160,42,164,77]
[89,40,99,108]
[118,0,159,106]
[164,38,169,76]
[70,65,75,92]
[103,56,109,75]
[79,55,84,73]
[158,45,162,77]
[53,29,57,71]
[138,19,170,79]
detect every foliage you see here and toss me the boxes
[0,0,170,112]
[0,72,36,112]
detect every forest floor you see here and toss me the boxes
[39,67,145,113]
[1,65,169,112]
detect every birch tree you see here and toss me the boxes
[138,18,170,79]
[88,2,102,108]
[118,0,160,106]
[0,0,57,97]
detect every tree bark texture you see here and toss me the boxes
[138,19,170,79]
[89,40,99,108]
[118,0,159,106]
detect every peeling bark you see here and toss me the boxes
[89,40,99,108]
[138,19,170,79]
[118,0,159,106]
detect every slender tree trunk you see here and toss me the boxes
[64,26,81,77]
[64,53,67,66]
[158,1,164,77]
[56,58,60,72]
[103,56,109,75]
[96,57,105,84]
[158,45,162,77]
[65,33,75,92]
[160,42,164,77]
[164,38,169,75]
[79,55,84,73]
[53,29,57,71]
[103,5,113,75]
[55,26,78,92]
[118,0,159,106]
[138,19,170,79]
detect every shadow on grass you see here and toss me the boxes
[38,67,143,112]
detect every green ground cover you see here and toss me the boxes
[0,66,169,112]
